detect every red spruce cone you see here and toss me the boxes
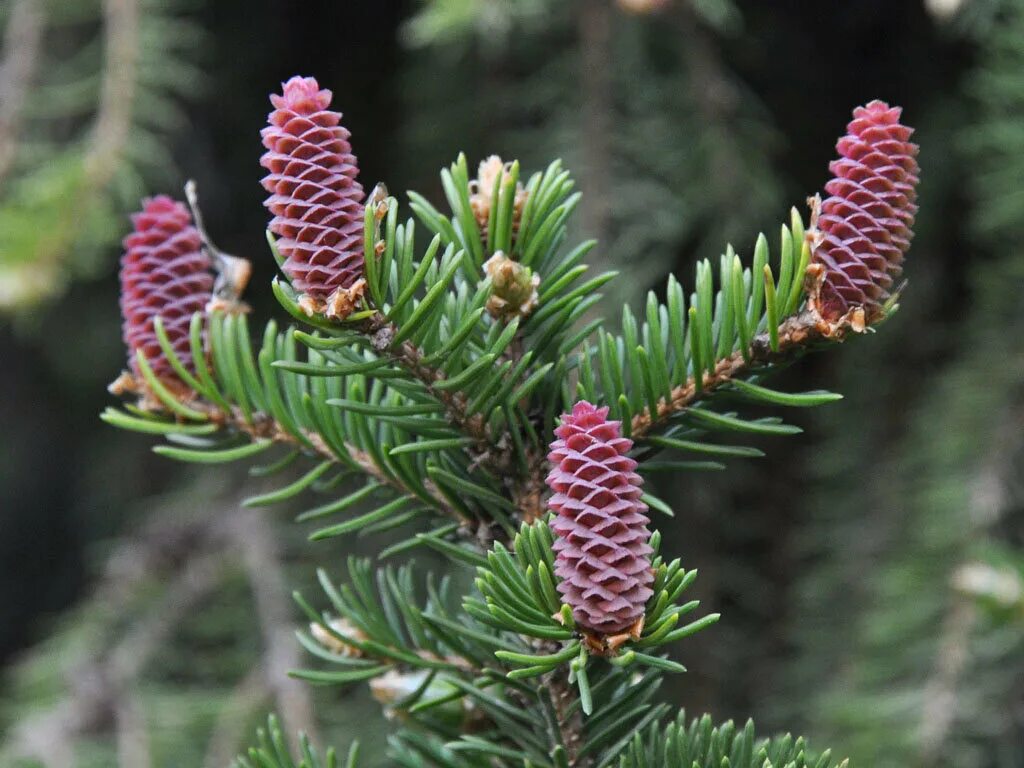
[260,76,365,303]
[811,100,919,324]
[548,402,654,637]
[119,195,213,380]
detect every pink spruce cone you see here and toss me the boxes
[547,402,654,636]
[119,195,213,380]
[260,76,365,301]
[811,100,919,324]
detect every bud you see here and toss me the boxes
[309,616,367,657]
[483,252,539,321]
[118,195,213,383]
[260,76,366,318]
[547,402,654,643]
[370,670,473,725]
[469,155,528,244]
[809,100,920,325]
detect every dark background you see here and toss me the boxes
[2,0,1022,765]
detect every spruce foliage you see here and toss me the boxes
[90,74,920,765]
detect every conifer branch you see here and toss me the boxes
[629,307,837,439]
[184,394,466,525]
[102,80,922,767]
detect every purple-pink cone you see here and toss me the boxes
[260,76,365,301]
[547,402,654,636]
[811,100,920,324]
[119,196,213,380]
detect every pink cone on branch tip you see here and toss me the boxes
[119,195,213,381]
[810,100,920,324]
[547,402,654,637]
[260,76,365,312]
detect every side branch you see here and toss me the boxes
[630,309,849,439]
[109,368,466,524]
[199,399,464,522]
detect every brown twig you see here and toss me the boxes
[0,0,140,307]
[916,596,976,765]
[675,4,743,216]
[629,309,843,439]
[202,669,269,768]
[85,0,138,182]
[549,667,589,767]
[363,313,493,452]
[113,693,153,768]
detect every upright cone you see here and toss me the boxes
[547,402,654,637]
[260,76,365,310]
[810,100,919,324]
[119,195,212,380]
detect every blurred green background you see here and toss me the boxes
[2,0,1023,765]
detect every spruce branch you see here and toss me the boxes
[126,361,467,527]
[628,304,839,439]
[616,710,847,768]
[235,714,356,768]
[358,308,495,455]
[102,78,924,768]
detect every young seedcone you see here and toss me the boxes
[260,76,366,319]
[116,195,213,391]
[548,402,654,651]
[809,99,920,326]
